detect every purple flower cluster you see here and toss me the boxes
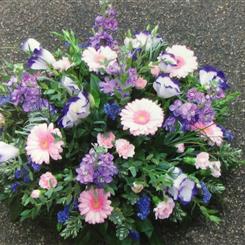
[164,88,215,131]
[99,77,120,95]
[10,73,49,112]
[126,68,138,86]
[89,7,118,50]
[76,149,118,186]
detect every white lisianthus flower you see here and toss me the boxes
[22,38,41,52]
[153,75,180,99]
[0,142,19,163]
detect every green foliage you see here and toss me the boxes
[170,203,187,223]
[199,206,221,224]
[60,215,83,239]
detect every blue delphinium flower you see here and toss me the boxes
[57,206,70,224]
[219,126,234,142]
[129,230,140,241]
[136,195,151,220]
[11,182,20,192]
[104,102,121,120]
[14,169,22,179]
[200,181,212,204]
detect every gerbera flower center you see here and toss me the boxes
[175,56,185,68]
[90,195,103,210]
[39,134,54,150]
[133,110,150,125]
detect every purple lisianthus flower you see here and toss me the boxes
[199,65,229,90]
[168,167,196,205]
[158,52,177,73]
[153,74,180,99]
[27,48,56,70]
[21,38,41,52]
[57,92,90,128]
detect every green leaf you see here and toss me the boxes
[129,166,137,177]
[116,226,129,241]
[90,74,101,108]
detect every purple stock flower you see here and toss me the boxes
[10,72,50,112]
[163,116,176,131]
[76,149,117,186]
[89,31,117,50]
[126,68,138,86]
[187,88,206,104]
[99,77,120,95]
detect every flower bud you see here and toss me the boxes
[131,182,144,193]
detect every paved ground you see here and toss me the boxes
[0,0,244,244]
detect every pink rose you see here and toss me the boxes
[154,197,175,220]
[31,189,41,199]
[135,77,147,89]
[150,65,160,77]
[97,132,115,149]
[39,172,57,190]
[175,143,185,153]
[115,139,135,159]
[195,152,210,170]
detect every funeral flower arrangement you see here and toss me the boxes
[0,1,243,244]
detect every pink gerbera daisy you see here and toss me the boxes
[26,123,64,164]
[164,45,198,78]
[78,188,113,224]
[120,98,164,136]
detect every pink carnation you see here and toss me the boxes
[195,152,210,170]
[175,143,185,153]
[78,188,113,224]
[31,189,41,199]
[26,123,64,165]
[135,77,147,89]
[39,172,57,190]
[115,139,135,159]
[97,132,115,149]
[52,57,73,71]
[192,122,223,146]
[154,197,175,220]
[150,65,160,77]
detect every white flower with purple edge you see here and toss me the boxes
[22,38,41,52]
[199,65,229,90]
[0,142,19,163]
[57,92,90,128]
[27,48,56,70]
[168,167,197,205]
[153,74,180,99]
[61,76,80,96]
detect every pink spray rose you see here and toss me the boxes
[195,152,210,170]
[97,132,115,149]
[39,172,57,190]
[154,197,175,220]
[31,189,41,199]
[115,139,135,159]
